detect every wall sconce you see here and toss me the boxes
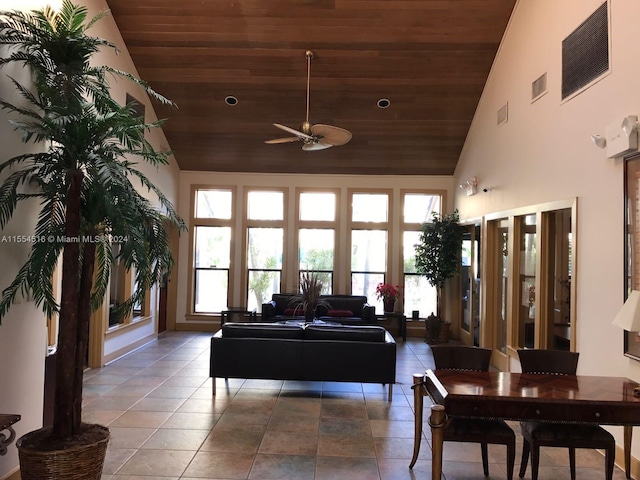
[590,134,606,149]
[459,177,478,196]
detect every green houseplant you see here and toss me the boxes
[0,2,184,477]
[414,210,463,343]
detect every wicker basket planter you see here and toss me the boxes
[17,424,110,480]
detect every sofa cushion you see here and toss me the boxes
[222,322,304,339]
[328,309,354,317]
[303,324,386,342]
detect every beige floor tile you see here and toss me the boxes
[317,434,376,457]
[320,401,368,419]
[370,419,415,438]
[107,427,156,449]
[216,411,271,427]
[272,397,322,417]
[319,417,371,437]
[102,447,136,475]
[141,428,209,450]
[82,408,124,426]
[200,423,266,453]
[259,430,319,455]
[128,397,186,412]
[160,412,220,430]
[374,437,431,460]
[315,456,380,480]
[146,385,197,399]
[181,451,254,478]
[249,453,316,480]
[109,411,172,428]
[267,415,319,434]
[116,449,196,477]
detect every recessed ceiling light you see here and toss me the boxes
[377,98,390,109]
[225,96,238,106]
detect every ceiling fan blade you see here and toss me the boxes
[273,123,313,140]
[264,137,301,144]
[310,124,352,146]
[302,142,332,151]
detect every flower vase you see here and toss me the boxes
[383,298,395,313]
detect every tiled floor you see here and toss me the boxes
[84,331,626,479]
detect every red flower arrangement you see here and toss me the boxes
[376,283,402,301]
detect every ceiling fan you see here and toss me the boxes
[265,50,352,151]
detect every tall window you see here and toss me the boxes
[351,193,388,309]
[193,189,233,313]
[298,191,336,291]
[402,193,440,317]
[246,190,284,311]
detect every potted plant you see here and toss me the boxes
[0,2,184,478]
[414,210,464,343]
[375,282,401,313]
[289,272,330,321]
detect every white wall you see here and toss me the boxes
[176,171,455,326]
[454,0,640,454]
[0,47,48,480]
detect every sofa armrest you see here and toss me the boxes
[362,304,376,322]
[261,301,276,321]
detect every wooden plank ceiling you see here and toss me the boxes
[106,0,516,175]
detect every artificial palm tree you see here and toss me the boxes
[0,0,185,454]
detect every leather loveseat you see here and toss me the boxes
[261,293,376,325]
[210,322,396,398]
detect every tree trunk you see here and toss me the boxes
[73,236,97,426]
[53,170,84,439]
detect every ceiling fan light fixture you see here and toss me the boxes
[265,50,352,150]
[377,98,391,109]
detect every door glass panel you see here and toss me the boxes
[546,209,572,351]
[518,214,537,349]
[495,220,509,354]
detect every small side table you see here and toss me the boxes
[221,308,257,325]
[376,312,407,341]
[0,414,21,456]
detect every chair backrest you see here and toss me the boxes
[431,345,492,372]
[517,349,579,375]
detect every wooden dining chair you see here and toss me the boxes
[432,345,516,480]
[517,349,615,480]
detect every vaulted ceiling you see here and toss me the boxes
[106,0,516,175]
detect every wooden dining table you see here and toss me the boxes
[411,369,640,480]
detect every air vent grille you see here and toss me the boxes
[497,103,508,126]
[532,73,547,101]
[561,2,609,99]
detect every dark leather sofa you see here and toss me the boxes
[210,322,396,398]
[261,293,376,325]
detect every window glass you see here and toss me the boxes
[299,229,334,271]
[195,189,232,219]
[248,191,283,220]
[404,194,440,223]
[351,230,387,271]
[300,192,335,221]
[194,226,231,313]
[403,231,437,317]
[518,214,537,349]
[195,226,231,268]
[247,227,283,312]
[352,193,388,222]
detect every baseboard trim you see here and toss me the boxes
[2,467,20,480]
[616,443,640,478]
[103,332,157,365]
